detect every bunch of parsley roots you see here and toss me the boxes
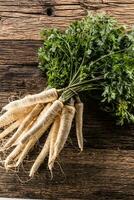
[0,13,133,177]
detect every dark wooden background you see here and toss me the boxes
[0,0,134,199]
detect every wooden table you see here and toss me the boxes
[0,1,134,199]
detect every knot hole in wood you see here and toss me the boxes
[46,7,54,16]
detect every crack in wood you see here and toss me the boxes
[0,1,134,199]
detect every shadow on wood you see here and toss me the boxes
[0,0,134,199]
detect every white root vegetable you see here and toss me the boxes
[30,116,60,177]
[4,104,44,148]
[29,134,50,177]
[49,104,75,166]
[20,104,44,131]
[0,106,33,128]
[15,140,34,167]
[0,85,84,176]
[36,103,52,120]
[11,103,52,167]
[4,143,25,169]
[0,119,21,140]
[15,103,51,144]
[48,116,60,171]
[75,102,84,151]
[3,88,58,111]
[4,117,36,168]
[2,104,34,113]
[13,119,36,146]
[20,100,63,144]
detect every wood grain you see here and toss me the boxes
[0,40,41,65]
[0,41,134,199]
[0,148,134,199]
[0,0,134,199]
[0,0,133,39]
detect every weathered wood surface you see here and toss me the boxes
[0,0,133,39]
[0,0,134,199]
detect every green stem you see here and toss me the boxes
[69,47,129,86]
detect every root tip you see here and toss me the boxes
[80,148,83,152]
[29,169,35,178]
[50,169,54,180]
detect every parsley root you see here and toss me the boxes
[48,116,60,171]
[20,100,63,144]
[0,119,22,140]
[4,104,44,148]
[0,13,133,177]
[75,97,84,151]
[29,133,50,177]
[3,88,58,111]
[49,103,75,166]
[0,106,33,128]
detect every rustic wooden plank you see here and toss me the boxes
[0,64,39,95]
[0,38,134,198]
[0,149,134,199]
[0,40,41,65]
[0,0,85,40]
[0,1,134,199]
[0,5,82,14]
[0,63,134,150]
[0,0,133,40]
[0,13,84,40]
[82,0,134,26]
[0,64,45,106]
[0,0,79,6]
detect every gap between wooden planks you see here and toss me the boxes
[0,0,134,199]
[0,0,133,39]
